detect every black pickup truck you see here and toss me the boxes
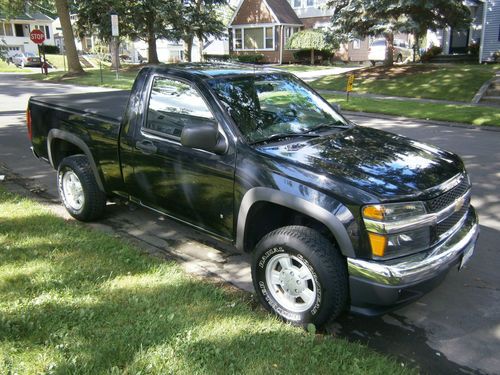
[27,64,479,326]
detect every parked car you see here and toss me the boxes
[368,38,413,65]
[8,52,42,68]
[27,64,478,327]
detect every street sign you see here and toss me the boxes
[111,14,119,36]
[346,74,355,92]
[30,29,45,45]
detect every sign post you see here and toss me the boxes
[30,29,47,75]
[346,74,355,101]
[110,11,119,80]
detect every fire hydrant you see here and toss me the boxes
[42,61,49,75]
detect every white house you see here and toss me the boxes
[0,12,55,55]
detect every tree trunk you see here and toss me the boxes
[310,49,314,65]
[184,36,193,62]
[198,33,204,62]
[147,28,159,64]
[54,0,84,74]
[110,38,121,71]
[384,32,394,66]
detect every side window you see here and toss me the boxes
[145,77,214,139]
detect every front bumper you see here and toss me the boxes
[347,206,479,315]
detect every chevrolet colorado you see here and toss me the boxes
[27,64,479,326]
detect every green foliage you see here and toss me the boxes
[286,29,332,51]
[203,53,231,61]
[235,53,265,63]
[293,49,333,64]
[420,46,443,62]
[42,45,60,54]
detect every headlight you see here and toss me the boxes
[363,202,433,259]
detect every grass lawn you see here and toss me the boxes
[311,64,498,102]
[0,187,415,374]
[324,93,500,126]
[0,60,22,72]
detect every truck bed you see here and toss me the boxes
[31,90,130,122]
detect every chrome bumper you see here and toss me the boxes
[348,206,479,286]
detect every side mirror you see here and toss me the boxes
[331,103,341,112]
[181,122,227,154]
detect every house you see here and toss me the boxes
[228,0,412,63]
[426,0,499,62]
[0,12,55,55]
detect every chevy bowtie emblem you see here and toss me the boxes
[455,196,465,212]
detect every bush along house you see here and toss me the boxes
[229,0,336,63]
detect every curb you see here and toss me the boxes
[342,110,500,132]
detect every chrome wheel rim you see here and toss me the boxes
[265,253,316,313]
[62,171,84,211]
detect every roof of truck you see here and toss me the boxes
[146,63,285,79]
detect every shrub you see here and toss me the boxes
[467,43,480,57]
[203,54,231,62]
[235,53,264,63]
[42,45,60,54]
[293,49,333,64]
[420,46,442,62]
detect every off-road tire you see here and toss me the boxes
[57,155,106,221]
[252,225,348,327]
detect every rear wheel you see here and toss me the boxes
[252,225,348,327]
[57,155,106,221]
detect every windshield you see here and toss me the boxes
[208,73,348,144]
[371,40,386,47]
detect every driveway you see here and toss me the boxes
[0,73,499,374]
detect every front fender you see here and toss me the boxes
[236,187,355,257]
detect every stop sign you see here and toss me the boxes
[30,29,45,45]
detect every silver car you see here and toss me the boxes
[8,52,42,68]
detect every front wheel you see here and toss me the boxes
[252,226,348,327]
[57,155,106,221]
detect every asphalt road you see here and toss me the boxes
[1,74,499,374]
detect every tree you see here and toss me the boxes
[285,29,335,65]
[76,0,181,65]
[326,0,471,66]
[176,0,227,62]
[0,0,84,73]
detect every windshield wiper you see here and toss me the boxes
[250,132,319,145]
[302,121,350,134]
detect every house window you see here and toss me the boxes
[234,27,274,50]
[2,22,13,36]
[307,0,315,6]
[14,24,24,37]
[234,29,242,49]
[265,27,273,49]
[293,0,301,8]
[352,39,361,49]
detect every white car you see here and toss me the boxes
[368,39,413,65]
[7,52,42,68]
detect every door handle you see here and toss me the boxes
[135,140,157,155]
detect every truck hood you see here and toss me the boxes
[257,126,464,199]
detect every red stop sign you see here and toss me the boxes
[30,29,45,45]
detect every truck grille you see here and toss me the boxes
[436,202,469,238]
[426,176,470,213]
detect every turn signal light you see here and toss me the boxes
[363,205,384,221]
[368,232,387,257]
